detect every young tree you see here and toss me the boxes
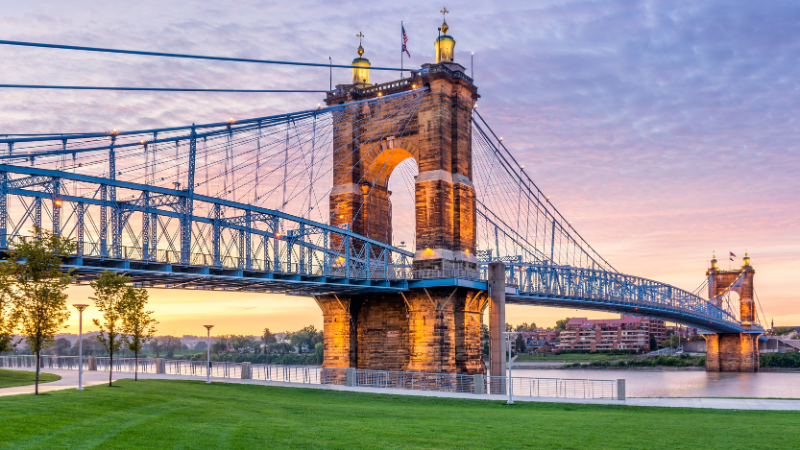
[5,228,76,395]
[515,334,527,353]
[150,337,163,357]
[261,327,277,353]
[161,336,182,358]
[119,286,157,381]
[90,271,130,387]
[0,269,14,354]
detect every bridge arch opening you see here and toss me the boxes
[386,155,418,252]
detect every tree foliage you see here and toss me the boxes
[514,322,537,332]
[515,334,527,353]
[554,317,572,331]
[4,228,75,394]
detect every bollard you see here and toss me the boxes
[473,374,485,395]
[346,367,356,387]
[240,362,252,379]
[617,379,626,400]
[87,356,97,371]
[155,358,165,374]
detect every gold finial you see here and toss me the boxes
[356,32,365,57]
[440,7,450,35]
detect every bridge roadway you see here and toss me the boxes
[29,247,745,334]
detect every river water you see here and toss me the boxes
[510,368,800,398]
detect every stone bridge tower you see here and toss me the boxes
[316,20,491,376]
[704,253,760,372]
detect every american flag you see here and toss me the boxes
[402,24,411,57]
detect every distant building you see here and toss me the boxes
[557,316,666,351]
[508,329,559,352]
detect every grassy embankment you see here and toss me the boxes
[1,379,798,449]
[0,369,61,388]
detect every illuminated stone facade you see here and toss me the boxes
[319,34,485,375]
[316,288,487,374]
[704,254,761,372]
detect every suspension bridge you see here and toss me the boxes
[0,20,763,375]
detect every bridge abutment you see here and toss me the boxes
[705,333,760,372]
[317,287,487,375]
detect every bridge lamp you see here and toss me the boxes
[229,118,234,122]
[339,215,345,219]
[112,129,117,134]
[412,84,416,88]
[377,92,383,97]
[54,199,62,208]
[499,137,503,141]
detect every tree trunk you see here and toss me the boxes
[109,345,113,387]
[134,350,138,381]
[35,349,40,395]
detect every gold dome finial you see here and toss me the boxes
[356,31,365,57]
[440,7,449,34]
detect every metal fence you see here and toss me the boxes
[0,355,620,399]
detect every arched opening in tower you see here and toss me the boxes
[387,157,418,253]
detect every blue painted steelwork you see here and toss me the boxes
[0,92,754,333]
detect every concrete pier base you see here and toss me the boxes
[705,333,760,372]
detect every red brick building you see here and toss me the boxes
[557,316,666,351]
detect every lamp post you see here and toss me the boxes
[72,304,89,391]
[503,331,514,405]
[203,325,214,384]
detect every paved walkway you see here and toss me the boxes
[2,367,800,411]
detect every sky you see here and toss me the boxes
[2,0,798,336]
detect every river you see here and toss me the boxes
[510,368,800,398]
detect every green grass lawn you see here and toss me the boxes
[516,353,633,362]
[0,369,61,388]
[0,380,797,449]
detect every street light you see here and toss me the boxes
[503,331,514,405]
[72,304,89,391]
[203,325,214,384]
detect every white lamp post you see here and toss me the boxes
[503,331,514,405]
[72,304,89,391]
[203,325,214,384]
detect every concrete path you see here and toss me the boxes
[2,367,800,411]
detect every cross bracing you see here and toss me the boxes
[0,90,747,332]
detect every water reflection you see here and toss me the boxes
[511,369,800,398]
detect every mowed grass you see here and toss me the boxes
[0,369,61,388]
[516,353,632,362]
[0,379,796,449]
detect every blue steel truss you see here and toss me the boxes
[0,93,752,333]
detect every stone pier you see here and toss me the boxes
[705,333,760,372]
[316,288,488,374]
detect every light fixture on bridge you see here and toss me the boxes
[54,199,62,207]
[520,165,524,170]
[140,140,145,144]
[499,137,503,141]
[339,215,345,219]
[317,103,322,109]
[412,84,416,88]
[112,129,117,134]
[377,92,383,97]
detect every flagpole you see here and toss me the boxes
[400,21,404,79]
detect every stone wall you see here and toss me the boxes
[317,287,487,374]
[705,333,760,372]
